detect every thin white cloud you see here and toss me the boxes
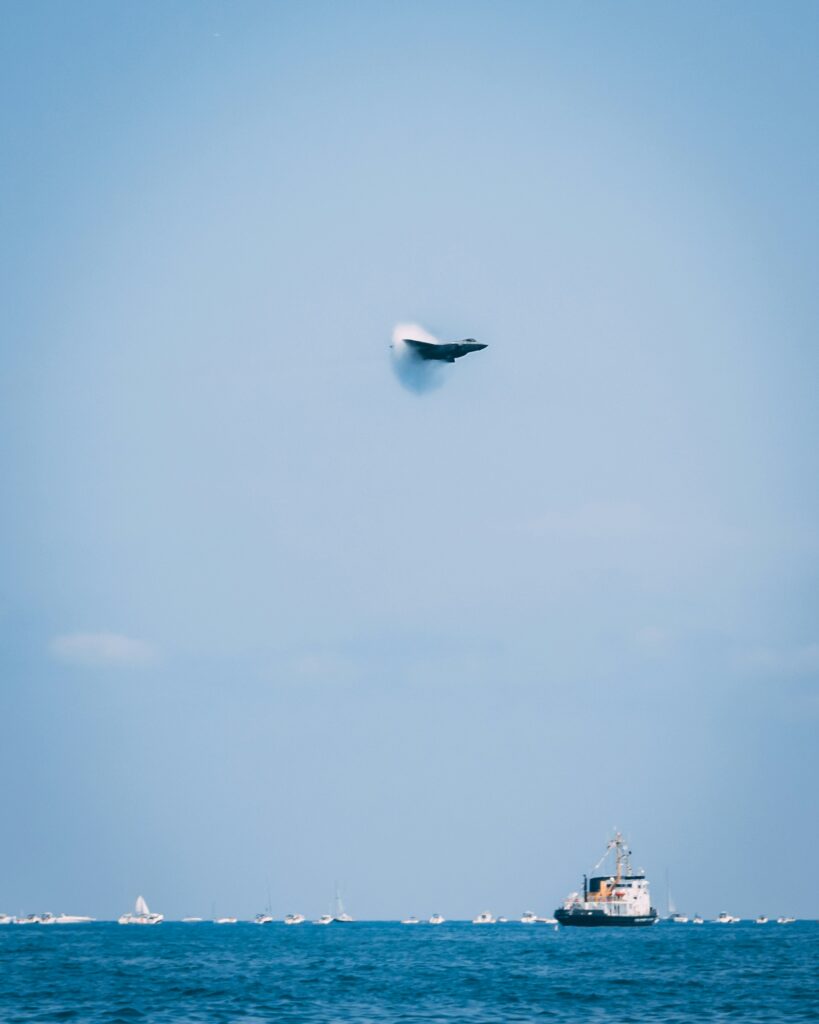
[635,626,672,657]
[520,501,650,540]
[50,632,157,668]
[733,643,819,678]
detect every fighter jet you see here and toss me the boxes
[402,338,487,363]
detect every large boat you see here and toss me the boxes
[555,832,658,927]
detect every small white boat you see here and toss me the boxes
[692,915,704,925]
[714,911,739,924]
[0,914,13,925]
[756,916,769,924]
[332,892,354,923]
[182,917,203,923]
[428,914,445,925]
[776,917,795,924]
[118,896,163,925]
[497,917,508,923]
[53,915,94,924]
[284,914,305,925]
[314,914,333,926]
[214,917,237,924]
[254,913,274,925]
[520,911,538,924]
[15,914,44,925]
[472,911,495,925]
[401,916,420,925]
[539,916,558,924]
[670,914,689,924]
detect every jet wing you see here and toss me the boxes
[403,339,446,360]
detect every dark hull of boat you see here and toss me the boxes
[555,908,658,927]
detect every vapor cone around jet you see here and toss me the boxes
[390,323,486,392]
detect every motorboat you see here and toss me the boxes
[401,916,420,925]
[53,915,94,924]
[118,896,163,925]
[520,911,538,924]
[284,914,305,925]
[428,914,445,925]
[254,913,274,924]
[497,917,508,923]
[182,917,203,922]
[755,916,769,924]
[214,917,237,924]
[714,912,739,924]
[670,914,689,923]
[0,914,13,925]
[777,917,795,924]
[472,911,495,924]
[314,914,333,925]
[692,915,704,924]
[14,914,44,925]
[539,916,558,924]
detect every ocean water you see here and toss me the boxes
[0,921,816,1023]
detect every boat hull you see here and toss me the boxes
[555,908,658,927]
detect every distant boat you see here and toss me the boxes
[776,917,795,924]
[428,914,445,925]
[472,911,495,924]
[0,914,13,925]
[284,914,305,925]
[254,913,274,925]
[692,915,704,925]
[520,911,538,924]
[401,916,420,925]
[755,916,769,924]
[14,914,43,925]
[714,912,739,923]
[332,890,353,923]
[53,914,94,924]
[497,917,508,923]
[314,914,333,926]
[182,917,203,923]
[214,917,237,924]
[539,916,558,925]
[118,896,163,925]
[665,872,687,922]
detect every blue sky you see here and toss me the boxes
[1,0,817,920]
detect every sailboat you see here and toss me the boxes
[332,888,353,923]
[666,872,688,923]
[118,895,163,925]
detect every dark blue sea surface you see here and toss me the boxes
[0,921,817,1023]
